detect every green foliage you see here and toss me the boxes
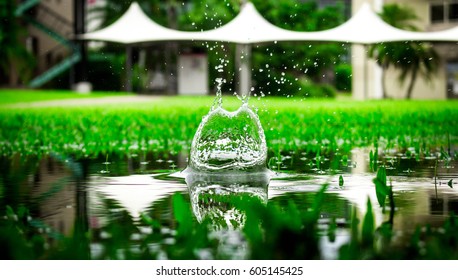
[295,80,336,98]
[249,0,346,96]
[315,149,321,170]
[335,64,352,92]
[173,193,194,238]
[369,147,378,172]
[179,0,238,31]
[339,175,344,187]
[361,199,374,248]
[373,167,389,208]
[0,205,52,259]
[86,53,125,91]
[379,4,419,30]
[88,0,168,29]
[0,1,35,85]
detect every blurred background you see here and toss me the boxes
[2,0,458,100]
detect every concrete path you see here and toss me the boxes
[8,95,162,108]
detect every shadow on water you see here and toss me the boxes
[0,148,457,259]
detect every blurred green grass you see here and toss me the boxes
[0,90,457,158]
[0,89,130,106]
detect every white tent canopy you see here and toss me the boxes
[194,2,303,44]
[78,1,458,95]
[80,2,458,45]
[195,2,436,44]
[403,25,458,42]
[79,2,195,44]
[292,3,425,44]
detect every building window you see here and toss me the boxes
[449,3,458,20]
[446,62,458,99]
[431,4,445,23]
[430,1,458,24]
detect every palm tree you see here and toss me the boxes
[369,4,440,99]
[397,42,440,99]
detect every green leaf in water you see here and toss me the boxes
[309,184,328,221]
[440,146,450,160]
[405,149,412,158]
[350,207,359,245]
[330,156,340,174]
[6,205,15,220]
[16,205,28,220]
[362,198,374,247]
[369,150,374,171]
[140,212,161,230]
[341,154,348,167]
[339,175,344,187]
[374,148,378,172]
[172,193,193,237]
[316,149,321,170]
[373,167,390,208]
[448,179,454,189]
[328,217,337,243]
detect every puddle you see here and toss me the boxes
[0,148,457,259]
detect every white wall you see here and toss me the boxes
[177,54,209,95]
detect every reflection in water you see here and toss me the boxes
[184,171,270,259]
[0,149,457,259]
[32,156,78,236]
[185,171,270,229]
[89,175,186,222]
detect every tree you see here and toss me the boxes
[0,1,34,86]
[249,0,347,97]
[369,4,440,99]
[87,0,347,95]
[397,42,440,99]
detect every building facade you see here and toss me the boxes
[25,0,74,75]
[352,0,458,99]
[16,0,87,88]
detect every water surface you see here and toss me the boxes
[0,148,456,259]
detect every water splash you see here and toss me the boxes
[211,77,224,110]
[188,79,267,172]
[185,73,270,229]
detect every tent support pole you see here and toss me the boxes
[126,46,133,93]
[363,44,368,100]
[236,44,251,97]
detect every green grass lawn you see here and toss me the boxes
[1,91,458,260]
[0,89,130,106]
[0,90,457,158]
